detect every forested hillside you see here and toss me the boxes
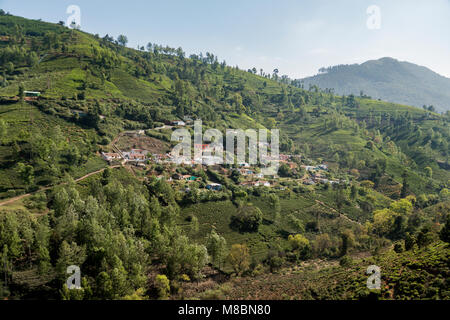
[301,57,450,112]
[0,12,449,300]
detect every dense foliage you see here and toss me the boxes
[0,12,448,300]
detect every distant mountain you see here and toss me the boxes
[300,57,450,112]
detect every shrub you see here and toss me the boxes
[394,241,404,253]
[416,226,436,248]
[154,274,170,300]
[405,233,415,250]
[268,256,284,273]
[227,244,250,275]
[288,234,309,251]
[440,216,450,243]
[339,255,353,267]
[230,204,262,232]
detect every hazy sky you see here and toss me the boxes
[1,0,450,78]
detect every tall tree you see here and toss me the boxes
[117,35,128,47]
[206,230,227,269]
[227,244,250,275]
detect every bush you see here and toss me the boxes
[154,275,170,300]
[394,241,404,253]
[405,233,415,250]
[288,234,309,251]
[227,244,250,275]
[100,137,110,145]
[440,216,450,243]
[339,255,353,267]
[268,256,284,273]
[230,204,262,232]
[288,234,311,260]
[416,226,436,248]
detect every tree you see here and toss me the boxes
[109,255,130,298]
[60,282,86,300]
[0,212,22,259]
[160,231,208,279]
[266,193,281,216]
[206,230,227,269]
[401,172,409,198]
[288,234,311,260]
[350,185,358,200]
[288,234,309,251]
[227,244,250,275]
[1,245,10,288]
[16,162,34,185]
[424,166,433,178]
[372,208,394,236]
[5,62,14,74]
[440,188,450,202]
[117,34,128,47]
[233,93,246,114]
[278,163,292,177]
[404,232,415,250]
[35,216,51,274]
[18,85,24,101]
[339,229,355,256]
[416,226,435,248]
[439,216,450,243]
[267,254,283,273]
[231,204,262,232]
[0,119,7,144]
[102,167,112,185]
[56,241,87,281]
[185,244,209,279]
[96,271,113,299]
[272,68,279,80]
[122,288,148,300]
[360,180,374,189]
[313,233,332,256]
[154,274,170,299]
[267,118,277,129]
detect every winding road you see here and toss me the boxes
[0,165,121,207]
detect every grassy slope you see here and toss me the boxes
[0,15,448,299]
[213,241,449,300]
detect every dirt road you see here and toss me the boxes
[0,165,121,207]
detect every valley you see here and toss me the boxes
[0,11,448,301]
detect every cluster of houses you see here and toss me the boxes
[169,116,195,127]
[299,164,341,185]
[101,149,149,165]
[240,180,271,187]
[155,174,199,182]
[101,142,342,191]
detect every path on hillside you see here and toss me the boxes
[0,165,121,207]
[315,199,363,226]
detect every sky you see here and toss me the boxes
[1,0,450,78]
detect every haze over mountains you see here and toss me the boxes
[300,57,450,112]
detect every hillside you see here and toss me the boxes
[198,241,450,300]
[0,12,449,301]
[300,57,450,113]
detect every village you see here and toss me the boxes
[100,121,343,193]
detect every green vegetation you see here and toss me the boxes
[0,13,448,300]
[302,57,450,112]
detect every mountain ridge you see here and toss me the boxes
[300,57,450,112]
